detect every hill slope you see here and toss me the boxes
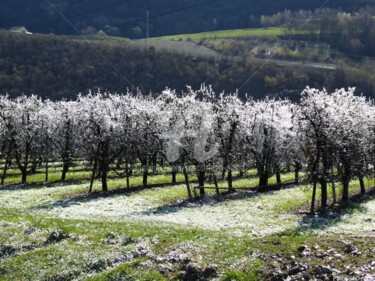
[0,0,372,38]
[0,30,348,100]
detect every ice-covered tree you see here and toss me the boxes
[298,87,375,211]
[127,93,164,187]
[0,95,44,184]
[213,93,243,191]
[160,87,219,198]
[241,98,294,189]
[77,93,122,192]
[51,101,80,181]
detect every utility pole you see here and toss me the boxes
[146,10,149,50]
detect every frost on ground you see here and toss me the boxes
[29,185,310,236]
[305,199,375,235]
[1,183,374,237]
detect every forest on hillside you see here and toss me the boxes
[2,31,374,100]
[0,0,373,38]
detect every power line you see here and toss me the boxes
[115,0,224,29]
[45,0,136,90]
[146,10,149,50]
[29,0,136,30]
[238,0,331,92]
[27,0,224,32]
[0,0,87,25]
[150,0,223,21]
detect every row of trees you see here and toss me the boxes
[0,87,374,210]
[261,8,375,56]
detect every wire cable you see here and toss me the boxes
[45,0,136,90]
[29,0,137,30]
[114,0,224,29]
[0,0,87,25]
[26,0,223,32]
[238,0,331,92]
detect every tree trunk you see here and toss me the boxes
[89,156,98,193]
[258,171,268,189]
[142,165,148,187]
[320,179,328,207]
[342,180,350,201]
[61,118,72,181]
[61,163,69,181]
[116,158,122,169]
[221,166,226,180]
[239,169,244,177]
[311,147,320,213]
[198,169,205,198]
[101,170,108,192]
[294,162,300,184]
[1,142,13,186]
[1,160,8,186]
[45,158,49,182]
[214,174,219,195]
[227,170,233,191]
[125,159,130,189]
[30,161,37,173]
[331,179,337,204]
[44,137,49,182]
[183,166,193,201]
[340,155,351,202]
[276,169,281,186]
[311,179,317,213]
[172,167,177,184]
[89,143,101,193]
[152,156,157,174]
[21,168,27,184]
[359,177,366,195]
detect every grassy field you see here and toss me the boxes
[0,166,374,280]
[151,27,286,41]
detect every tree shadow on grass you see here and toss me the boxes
[30,179,301,215]
[20,173,263,210]
[295,187,375,234]
[137,182,301,216]
[30,181,190,211]
[0,178,89,191]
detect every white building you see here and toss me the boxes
[9,26,32,35]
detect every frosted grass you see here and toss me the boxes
[316,199,375,235]
[1,182,374,237]
[32,185,309,236]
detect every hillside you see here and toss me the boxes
[3,20,375,100]
[0,0,373,38]
[0,30,348,100]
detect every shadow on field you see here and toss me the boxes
[296,187,375,233]
[31,181,189,211]
[138,182,301,216]
[0,169,259,192]
[30,179,300,213]
[0,178,88,191]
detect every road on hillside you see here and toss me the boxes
[135,39,337,70]
[252,57,337,70]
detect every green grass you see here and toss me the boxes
[86,261,166,281]
[1,163,374,280]
[151,27,287,41]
